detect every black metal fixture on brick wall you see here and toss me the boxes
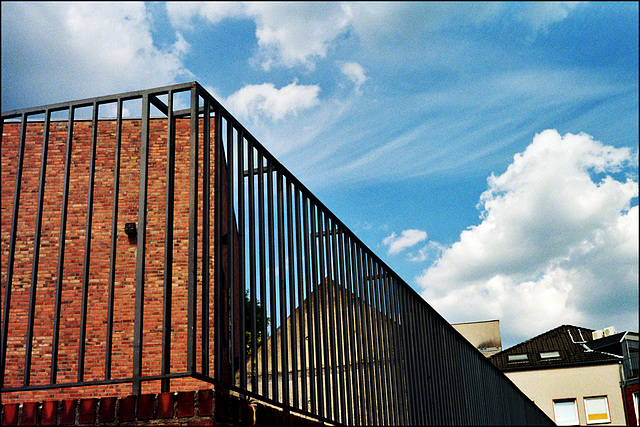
[124,222,137,238]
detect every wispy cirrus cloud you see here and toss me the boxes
[383,229,428,255]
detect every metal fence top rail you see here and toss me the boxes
[1,81,438,317]
[1,82,198,119]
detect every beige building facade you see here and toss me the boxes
[452,319,502,357]
[504,363,625,425]
[491,325,638,426]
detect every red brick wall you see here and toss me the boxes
[0,387,323,426]
[1,117,227,403]
[623,382,639,426]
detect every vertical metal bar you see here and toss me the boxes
[187,89,199,374]
[338,230,355,426]
[302,194,317,415]
[370,260,387,425]
[422,302,432,423]
[361,250,377,425]
[106,99,123,381]
[388,276,400,426]
[377,269,391,425]
[23,110,50,386]
[385,276,399,424]
[276,168,289,405]
[294,188,307,411]
[237,127,247,390]
[309,203,324,418]
[276,169,289,406]
[422,302,434,425]
[78,103,99,383]
[460,335,472,425]
[374,264,388,426]
[449,324,461,425]
[349,239,365,425]
[324,215,340,421]
[0,113,27,388]
[350,244,364,424]
[444,321,459,425]
[380,271,397,426]
[400,286,412,426]
[400,287,417,425]
[226,117,235,380]
[161,92,175,391]
[409,290,422,425]
[317,210,332,420]
[266,159,278,400]
[257,149,268,395]
[247,139,258,392]
[329,221,347,425]
[411,295,425,425]
[132,96,150,395]
[214,106,223,381]
[420,301,433,425]
[380,269,394,425]
[339,229,352,426]
[201,97,211,377]
[397,285,410,425]
[389,277,407,426]
[50,107,74,384]
[286,176,298,408]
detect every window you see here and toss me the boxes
[553,399,579,426]
[633,392,639,425]
[584,396,611,424]
[540,350,560,359]
[507,353,528,362]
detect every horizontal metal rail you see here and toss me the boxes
[1,82,553,425]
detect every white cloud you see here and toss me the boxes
[224,81,320,122]
[347,2,504,42]
[514,2,584,34]
[166,2,352,71]
[383,229,428,255]
[408,241,446,263]
[340,61,367,90]
[1,2,192,109]
[165,2,245,28]
[418,130,638,345]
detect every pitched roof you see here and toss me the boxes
[490,325,620,371]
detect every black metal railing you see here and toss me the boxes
[1,82,553,425]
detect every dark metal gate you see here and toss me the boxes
[1,82,553,425]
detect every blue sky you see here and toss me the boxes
[2,2,638,348]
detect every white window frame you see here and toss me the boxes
[632,392,638,425]
[584,395,611,424]
[540,350,560,359]
[553,398,580,426]
[507,353,528,362]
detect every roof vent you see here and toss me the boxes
[592,330,604,340]
[603,326,616,337]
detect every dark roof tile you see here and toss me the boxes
[490,325,620,371]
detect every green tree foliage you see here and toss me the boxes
[244,290,269,357]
